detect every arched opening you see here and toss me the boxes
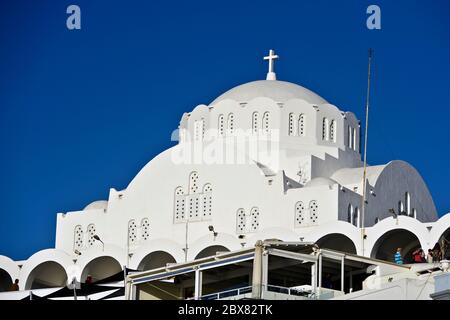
[0,269,12,292]
[438,227,450,260]
[315,233,357,254]
[81,256,122,283]
[137,251,176,271]
[371,229,421,264]
[26,261,68,289]
[195,245,230,260]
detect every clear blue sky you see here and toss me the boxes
[0,0,449,260]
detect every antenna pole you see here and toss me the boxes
[361,48,373,256]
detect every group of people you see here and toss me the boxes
[394,238,449,265]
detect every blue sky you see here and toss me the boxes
[0,0,449,260]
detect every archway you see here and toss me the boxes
[195,245,230,260]
[371,229,421,264]
[437,227,450,260]
[0,269,12,292]
[315,233,357,254]
[25,261,68,289]
[81,256,122,283]
[137,251,176,271]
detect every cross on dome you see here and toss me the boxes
[264,49,279,80]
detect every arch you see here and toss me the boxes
[25,261,68,290]
[429,214,450,248]
[315,233,357,254]
[137,251,176,271]
[370,229,421,263]
[195,245,230,260]
[80,256,122,283]
[129,239,185,269]
[188,233,242,261]
[0,268,12,292]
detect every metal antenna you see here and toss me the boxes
[361,48,373,256]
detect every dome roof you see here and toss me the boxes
[84,200,108,211]
[305,177,338,188]
[211,80,328,105]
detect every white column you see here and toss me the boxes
[341,257,345,293]
[318,254,322,296]
[194,268,202,300]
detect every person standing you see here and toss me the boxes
[394,248,403,264]
[427,249,434,263]
[9,279,19,291]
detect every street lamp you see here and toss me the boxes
[93,234,104,251]
[208,225,218,238]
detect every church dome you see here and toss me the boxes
[305,177,338,188]
[210,80,328,105]
[83,200,108,211]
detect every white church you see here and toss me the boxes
[1,50,449,300]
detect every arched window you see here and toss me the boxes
[295,201,306,227]
[73,225,84,250]
[298,114,305,136]
[141,218,150,241]
[218,114,225,137]
[236,208,246,233]
[87,224,96,247]
[252,112,259,134]
[128,220,137,245]
[309,200,318,224]
[202,184,213,218]
[322,118,327,140]
[348,125,353,148]
[330,120,336,142]
[194,118,204,141]
[353,128,357,150]
[227,113,234,134]
[353,207,359,227]
[288,113,295,136]
[250,207,260,232]
[405,192,411,216]
[174,186,185,223]
[398,201,405,215]
[347,204,354,225]
[262,112,270,133]
[189,171,199,194]
[412,208,417,219]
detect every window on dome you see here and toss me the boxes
[405,192,411,216]
[250,207,260,232]
[73,225,84,250]
[236,208,246,233]
[309,200,318,224]
[253,112,259,134]
[298,114,305,136]
[227,113,234,134]
[347,204,354,224]
[330,120,336,142]
[218,114,225,137]
[295,201,306,227]
[141,218,150,241]
[194,118,204,141]
[128,220,137,245]
[263,112,270,133]
[87,224,96,247]
[288,113,295,136]
[353,207,359,227]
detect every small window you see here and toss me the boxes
[298,114,305,136]
[330,120,336,142]
[288,113,295,136]
[253,112,259,134]
[262,112,270,133]
[218,114,225,136]
[227,113,234,134]
[236,208,246,233]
